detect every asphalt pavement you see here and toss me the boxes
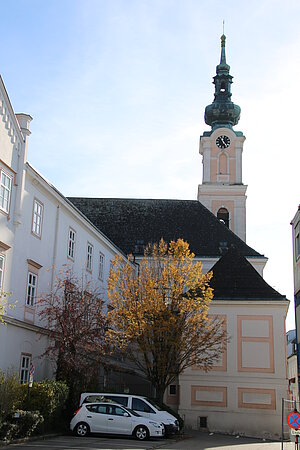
[3,432,296,450]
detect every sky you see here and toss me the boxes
[1,0,299,330]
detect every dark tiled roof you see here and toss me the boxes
[210,247,285,300]
[68,197,262,258]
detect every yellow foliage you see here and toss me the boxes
[107,239,226,392]
[0,290,14,324]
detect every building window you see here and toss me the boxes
[217,207,229,228]
[295,223,300,260]
[0,254,4,288]
[20,354,31,384]
[68,228,76,259]
[26,272,37,307]
[87,243,93,271]
[0,170,12,214]
[169,385,177,396]
[99,252,105,280]
[32,200,43,237]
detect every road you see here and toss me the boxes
[6,433,295,450]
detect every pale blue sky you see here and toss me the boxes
[1,0,299,329]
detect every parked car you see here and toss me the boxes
[70,402,165,440]
[79,392,179,435]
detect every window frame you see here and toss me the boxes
[86,242,93,272]
[295,222,300,261]
[31,199,44,237]
[0,169,12,214]
[98,252,105,280]
[68,227,76,260]
[169,384,177,396]
[0,254,4,289]
[26,271,37,307]
[20,353,31,384]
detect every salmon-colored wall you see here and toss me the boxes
[237,315,274,373]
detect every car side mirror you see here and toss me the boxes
[123,412,130,417]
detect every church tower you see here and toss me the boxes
[198,35,247,242]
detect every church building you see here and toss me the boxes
[69,35,289,439]
[0,35,289,438]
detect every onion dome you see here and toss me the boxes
[204,35,241,130]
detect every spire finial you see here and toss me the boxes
[204,34,241,130]
[220,33,227,66]
[223,19,225,35]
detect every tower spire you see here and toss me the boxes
[219,34,228,68]
[204,34,241,130]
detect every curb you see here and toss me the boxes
[0,432,63,447]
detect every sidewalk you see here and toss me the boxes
[160,432,294,450]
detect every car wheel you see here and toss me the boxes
[134,425,149,440]
[75,422,90,437]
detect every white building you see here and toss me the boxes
[291,206,300,403]
[0,75,127,382]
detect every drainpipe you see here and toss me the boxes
[51,205,60,291]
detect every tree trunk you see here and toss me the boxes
[154,383,166,404]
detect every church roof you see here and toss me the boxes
[210,247,285,301]
[68,197,263,259]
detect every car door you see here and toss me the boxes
[131,397,156,420]
[105,405,133,435]
[85,404,108,432]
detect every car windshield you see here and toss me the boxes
[145,398,163,411]
[126,408,140,417]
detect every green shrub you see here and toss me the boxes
[0,410,44,441]
[0,370,25,418]
[20,380,69,430]
[0,373,69,435]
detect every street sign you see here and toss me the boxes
[291,429,300,436]
[287,411,300,430]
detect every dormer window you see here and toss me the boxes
[220,82,226,92]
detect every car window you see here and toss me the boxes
[146,398,163,410]
[113,406,128,416]
[85,404,99,413]
[132,398,155,413]
[126,408,140,417]
[83,395,106,404]
[104,395,128,406]
[97,405,108,414]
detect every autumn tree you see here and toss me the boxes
[0,290,13,324]
[107,239,227,403]
[38,273,108,405]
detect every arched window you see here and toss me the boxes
[217,208,229,228]
[219,152,227,174]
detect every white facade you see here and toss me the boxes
[0,76,127,381]
[291,207,300,406]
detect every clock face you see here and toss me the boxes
[216,135,230,149]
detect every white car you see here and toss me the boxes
[70,402,165,440]
[79,392,180,435]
